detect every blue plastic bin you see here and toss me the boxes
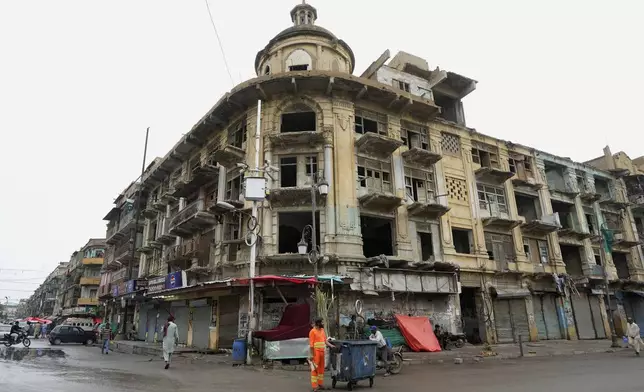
[232,338,247,364]
[330,340,377,390]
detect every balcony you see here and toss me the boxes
[268,185,322,208]
[406,194,450,220]
[401,147,442,169]
[76,298,98,306]
[98,283,112,298]
[599,194,630,210]
[81,257,104,265]
[114,241,138,263]
[357,178,402,213]
[519,212,561,235]
[156,221,177,245]
[163,238,201,266]
[579,185,601,203]
[480,203,522,230]
[212,145,246,167]
[169,200,217,237]
[106,209,136,245]
[613,232,641,248]
[355,133,403,159]
[269,131,325,150]
[173,162,219,199]
[79,277,101,286]
[142,201,160,219]
[511,171,542,190]
[557,215,591,240]
[110,268,128,283]
[475,165,514,184]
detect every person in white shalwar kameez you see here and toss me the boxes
[162,315,179,369]
[627,318,643,356]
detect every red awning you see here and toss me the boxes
[236,275,318,286]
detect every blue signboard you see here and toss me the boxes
[126,280,136,294]
[165,271,186,290]
[112,285,119,297]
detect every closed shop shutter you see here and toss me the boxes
[509,298,530,341]
[625,294,644,336]
[572,293,595,340]
[172,306,190,345]
[589,296,606,339]
[146,308,158,342]
[218,295,240,349]
[533,296,548,340]
[137,305,149,341]
[494,299,514,343]
[192,305,212,349]
[543,294,562,340]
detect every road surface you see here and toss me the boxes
[1,340,642,391]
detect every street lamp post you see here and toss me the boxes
[297,166,328,279]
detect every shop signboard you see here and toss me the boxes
[112,285,119,297]
[165,271,187,290]
[148,276,166,294]
[126,280,137,294]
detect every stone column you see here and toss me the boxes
[323,126,336,246]
[430,222,443,262]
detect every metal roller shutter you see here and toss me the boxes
[510,299,530,342]
[494,299,514,343]
[572,293,595,340]
[192,305,211,350]
[172,306,189,345]
[218,295,240,349]
[543,294,562,340]
[146,309,158,343]
[533,296,548,340]
[589,296,606,339]
[624,294,644,337]
[137,305,149,341]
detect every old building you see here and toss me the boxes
[97,1,644,348]
[23,262,68,318]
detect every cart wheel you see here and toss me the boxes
[369,377,374,388]
[347,382,353,391]
[332,377,336,389]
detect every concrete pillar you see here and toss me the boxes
[323,129,336,241]
[560,293,578,340]
[524,295,539,342]
[393,153,413,258]
[430,222,443,262]
[597,294,612,338]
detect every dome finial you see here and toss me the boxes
[291,1,317,26]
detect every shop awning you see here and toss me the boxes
[490,287,531,299]
[624,290,644,298]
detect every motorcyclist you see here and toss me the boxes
[9,321,22,343]
[369,325,392,377]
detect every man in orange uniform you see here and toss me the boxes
[309,318,334,391]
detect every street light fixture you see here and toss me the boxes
[297,169,329,280]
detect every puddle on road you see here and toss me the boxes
[0,347,65,361]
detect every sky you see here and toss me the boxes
[0,0,642,301]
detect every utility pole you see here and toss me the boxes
[246,102,261,365]
[122,127,150,335]
[600,224,621,348]
[310,160,318,280]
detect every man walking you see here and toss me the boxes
[99,322,111,354]
[627,318,643,356]
[162,315,179,369]
[309,318,334,391]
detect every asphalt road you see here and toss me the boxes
[1,339,643,392]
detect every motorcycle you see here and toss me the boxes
[3,331,31,348]
[438,332,467,350]
[376,345,403,374]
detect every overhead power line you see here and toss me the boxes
[203,0,235,87]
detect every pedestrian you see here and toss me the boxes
[33,323,41,339]
[369,325,392,377]
[627,318,643,356]
[99,322,111,355]
[309,317,334,391]
[162,315,179,369]
[41,323,48,339]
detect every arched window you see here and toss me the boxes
[280,103,316,133]
[264,65,271,75]
[286,49,312,72]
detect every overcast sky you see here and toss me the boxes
[0,0,642,301]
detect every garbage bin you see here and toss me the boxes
[330,340,377,390]
[232,338,247,364]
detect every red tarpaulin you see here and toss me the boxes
[236,275,318,285]
[395,315,442,352]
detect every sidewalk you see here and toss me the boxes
[108,340,202,356]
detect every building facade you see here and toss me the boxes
[93,1,644,348]
[22,262,68,318]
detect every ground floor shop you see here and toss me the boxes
[570,291,607,340]
[617,290,644,337]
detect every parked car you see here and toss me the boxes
[49,325,97,346]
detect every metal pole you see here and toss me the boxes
[310,160,318,280]
[123,127,150,335]
[247,101,261,365]
[599,234,620,348]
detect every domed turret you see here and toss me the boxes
[255,1,355,76]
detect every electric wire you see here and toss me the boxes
[203,0,235,87]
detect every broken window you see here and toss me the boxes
[434,93,462,124]
[224,214,241,241]
[585,211,597,235]
[537,240,549,264]
[305,156,318,180]
[279,157,297,187]
[593,248,602,266]
[418,232,433,261]
[392,79,410,92]
[544,163,566,191]
[226,170,243,202]
[264,65,271,75]
[471,143,500,169]
[404,167,435,203]
[357,157,392,193]
[229,118,247,149]
[484,232,514,269]
[354,108,387,135]
[452,229,472,254]
[561,245,583,276]
[361,215,394,257]
[603,212,621,231]
[417,87,433,100]
[508,158,517,174]
[400,121,429,151]
[278,212,319,254]
[285,49,312,71]
[280,104,316,133]
[551,200,577,231]
[515,193,539,221]
[523,238,531,260]
[594,177,612,199]
[576,171,587,193]
[477,184,507,214]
